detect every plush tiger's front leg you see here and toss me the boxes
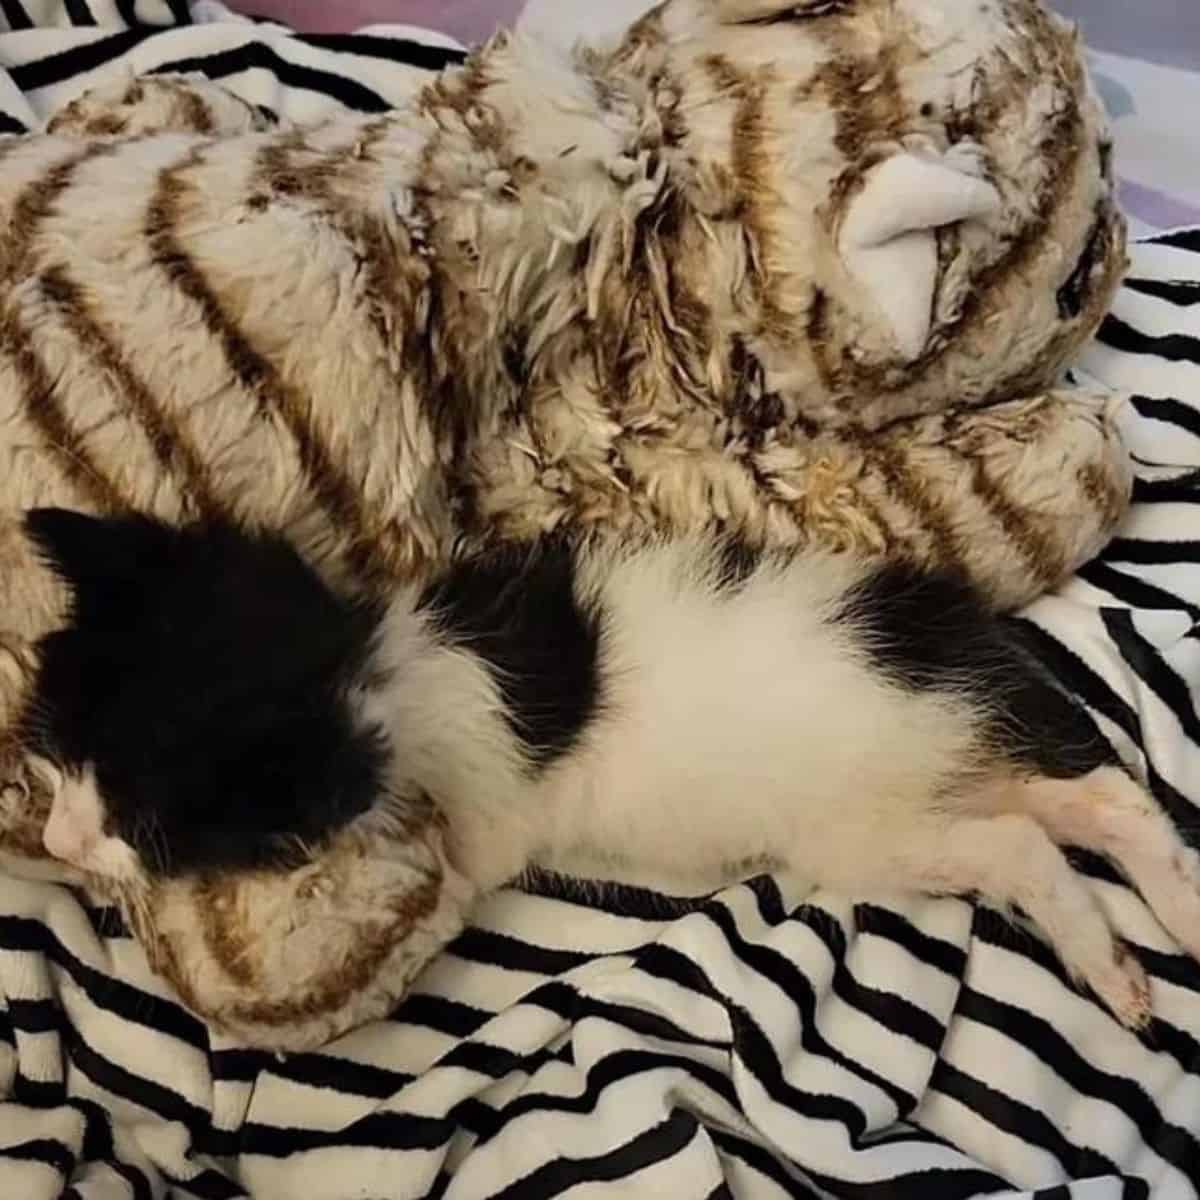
[46,74,286,140]
[762,387,1132,613]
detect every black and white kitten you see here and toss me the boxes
[21,507,1200,1028]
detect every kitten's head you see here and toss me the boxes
[22,509,391,882]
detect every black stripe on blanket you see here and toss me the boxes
[1079,559,1200,619]
[709,1128,826,1198]
[115,0,191,27]
[10,28,157,91]
[1103,537,1200,566]
[147,42,392,111]
[1149,228,1200,254]
[296,33,466,72]
[159,1166,248,1200]
[1097,313,1200,365]
[0,1137,77,1173]
[488,1109,705,1200]
[1124,277,1200,307]
[0,0,32,30]
[1130,393,1200,440]
[1009,617,1199,830]
[62,0,98,27]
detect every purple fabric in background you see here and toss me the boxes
[239,0,526,42]
[1119,180,1200,232]
[1051,0,1200,73]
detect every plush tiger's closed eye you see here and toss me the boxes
[716,0,848,23]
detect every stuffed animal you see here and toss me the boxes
[0,0,1129,1049]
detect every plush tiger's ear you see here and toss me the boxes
[837,152,1000,359]
[25,508,178,627]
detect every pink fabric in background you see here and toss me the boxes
[231,0,527,43]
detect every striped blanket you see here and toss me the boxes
[3,4,1200,1198]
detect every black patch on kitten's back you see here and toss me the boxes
[23,509,389,878]
[839,562,1117,780]
[838,564,995,691]
[419,541,602,768]
[713,533,761,593]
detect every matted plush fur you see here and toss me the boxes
[0,0,1132,1048]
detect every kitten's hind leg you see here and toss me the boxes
[1010,766,1200,966]
[890,808,1151,1027]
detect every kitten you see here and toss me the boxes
[21,507,1200,1028]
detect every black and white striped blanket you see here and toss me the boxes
[3,4,1200,1198]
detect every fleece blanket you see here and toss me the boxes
[3,4,1200,1199]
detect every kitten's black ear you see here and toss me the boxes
[25,508,177,622]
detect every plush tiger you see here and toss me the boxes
[0,0,1131,1049]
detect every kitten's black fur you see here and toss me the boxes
[419,542,603,768]
[23,509,389,877]
[842,563,1117,779]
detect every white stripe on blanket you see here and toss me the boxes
[3,5,1200,1199]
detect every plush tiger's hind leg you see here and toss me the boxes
[46,74,287,140]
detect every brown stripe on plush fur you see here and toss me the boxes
[840,478,906,560]
[145,144,391,585]
[965,454,1064,589]
[251,125,315,199]
[816,47,904,166]
[1078,459,1128,531]
[252,120,419,356]
[702,54,789,342]
[856,433,964,572]
[0,143,115,273]
[0,135,32,169]
[0,302,126,512]
[758,430,918,562]
[38,265,228,522]
[254,118,395,200]
[168,77,217,136]
[194,876,260,989]
[0,145,130,511]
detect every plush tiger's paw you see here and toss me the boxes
[47,74,284,140]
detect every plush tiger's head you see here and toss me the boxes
[586,0,1125,426]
